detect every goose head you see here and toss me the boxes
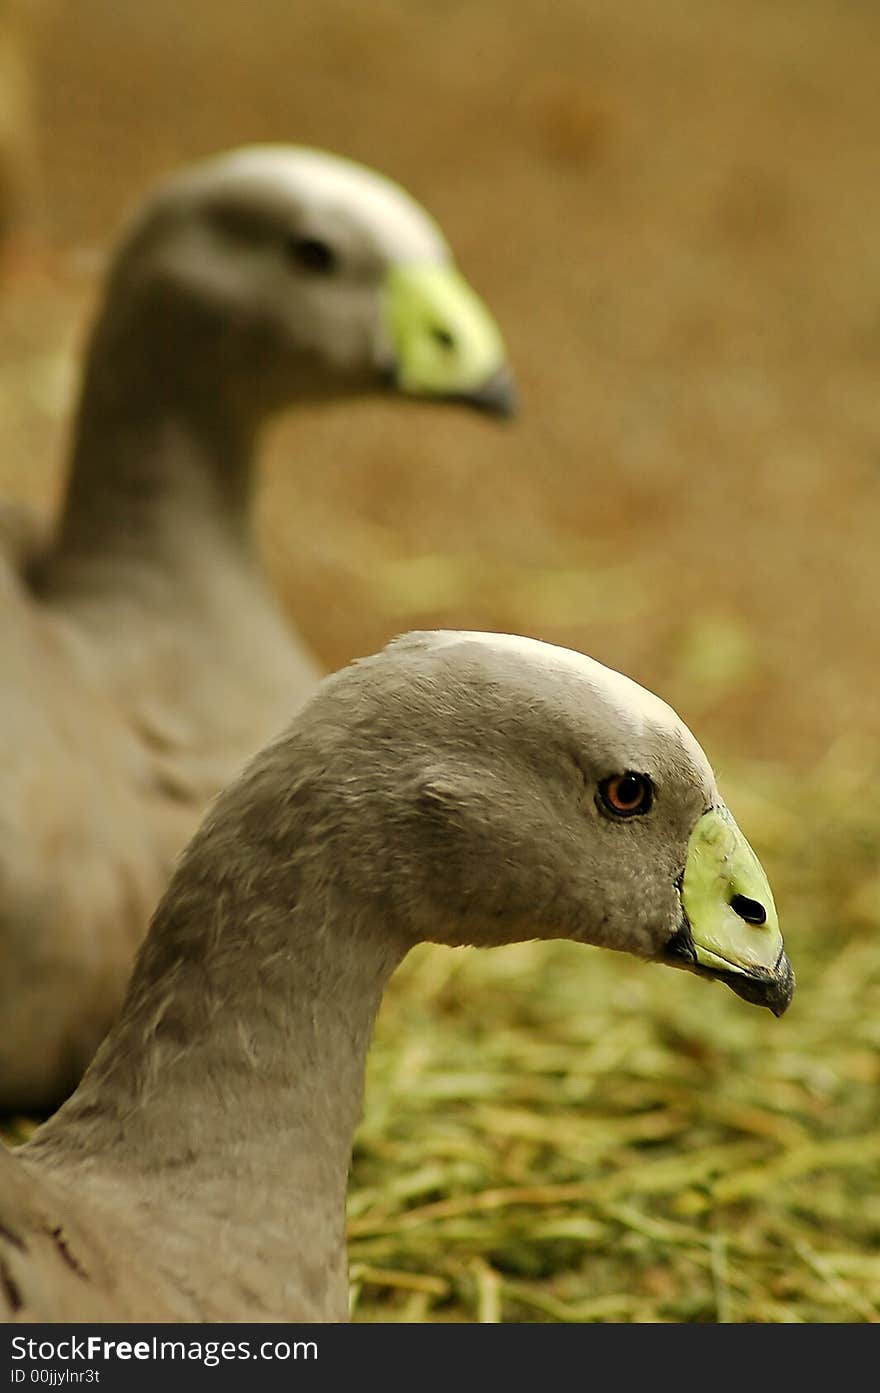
[98,145,514,419]
[283,630,792,1014]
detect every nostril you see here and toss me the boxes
[430,325,456,351]
[730,893,767,926]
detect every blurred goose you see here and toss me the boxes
[0,631,793,1323]
[0,147,514,1111]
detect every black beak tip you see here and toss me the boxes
[460,368,518,420]
[726,953,795,1017]
[770,954,796,1016]
[383,363,519,420]
[663,917,795,1017]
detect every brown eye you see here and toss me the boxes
[286,236,338,275]
[598,772,653,818]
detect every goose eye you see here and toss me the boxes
[598,772,653,818]
[286,236,338,275]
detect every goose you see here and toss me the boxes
[0,147,514,1112]
[0,630,793,1324]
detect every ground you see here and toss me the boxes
[1,0,878,1321]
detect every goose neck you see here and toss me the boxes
[44,300,265,596]
[28,854,406,1315]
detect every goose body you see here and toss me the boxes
[0,148,513,1110]
[0,632,792,1323]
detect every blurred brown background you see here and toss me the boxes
[2,0,878,766]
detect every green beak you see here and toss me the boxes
[666,805,794,1015]
[382,263,515,417]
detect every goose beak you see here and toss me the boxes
[381,262,516,418]
[664,805,794,1016]
[453,366,518,419]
